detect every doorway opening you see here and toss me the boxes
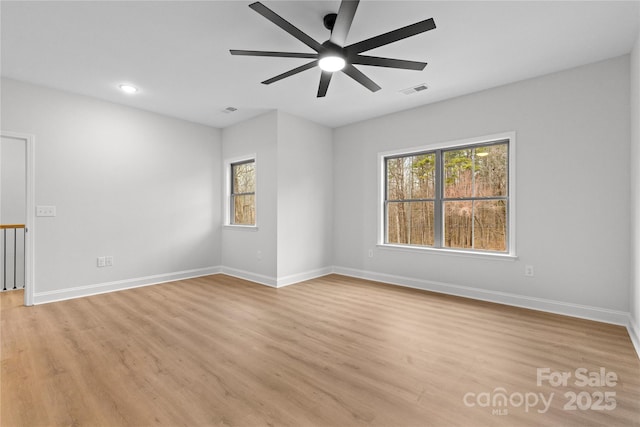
[1,132,34,306]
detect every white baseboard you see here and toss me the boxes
[219,266,333,288]
[332,266,630,326]
[31,265,330,304]
[220,266,277,287]
[628,315,640,360]
[33,266,222,305]
[276,267,333,287]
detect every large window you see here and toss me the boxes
[383,136,513,254]
[230,159,256,226]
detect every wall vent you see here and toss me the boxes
[222,106,238,114]
[399,84,428,95]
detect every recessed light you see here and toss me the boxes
[119,84,139,94]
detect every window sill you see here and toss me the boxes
[223,225,259,232]
[377,244,518,261]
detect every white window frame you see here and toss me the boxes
[224,154,258,230]
[377,132,516,259]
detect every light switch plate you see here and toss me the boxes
[36,206,56,217]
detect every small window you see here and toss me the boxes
[382,136,513,255]
[230,159,255,226]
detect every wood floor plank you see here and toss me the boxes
[1,274,639,426]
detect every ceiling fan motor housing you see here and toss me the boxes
[321,40,344,56]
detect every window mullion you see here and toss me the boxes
[434,149,443,248]
[384,159,389,244]
[406,200,412,245]
[230,194,236,224]
[230,167,235,223]
[387,198,434,203]
[471,150,476,250]
[441,196,508,202]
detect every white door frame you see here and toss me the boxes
[1,131,35,306]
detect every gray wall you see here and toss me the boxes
[277,111,333,282]
[333,56,631,314]
[630,16,640,348]
[1,80,335,298]
[221,111,279,283]
[220,111,334,285]
[1,78,222,298]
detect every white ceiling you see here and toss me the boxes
[1,1,639,128]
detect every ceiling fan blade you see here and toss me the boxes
[249,2,323,52]
[330,0,359,47]
[230,50,318,59]
[346,18,436,54]
[342,64,381,92]
[317,71,333,97]
[262,60,318,85]
[351,55,427,70]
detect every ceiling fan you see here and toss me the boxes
[230,1,436,97]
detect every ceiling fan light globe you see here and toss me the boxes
[319,55,346,72]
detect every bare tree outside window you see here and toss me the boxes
[386,153,435,246]
[231,160,255,225]
[443,143,507,251]
[385,140,509,253]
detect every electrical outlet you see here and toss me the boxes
[525,265,534,277]
[368,249,374,258]
[97,257,106,267]
[105,256,113,267]
[257,250,262,261]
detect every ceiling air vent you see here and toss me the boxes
[222,106,238,114]
[400,84,428,95]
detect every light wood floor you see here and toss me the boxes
[1,274,639,426]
